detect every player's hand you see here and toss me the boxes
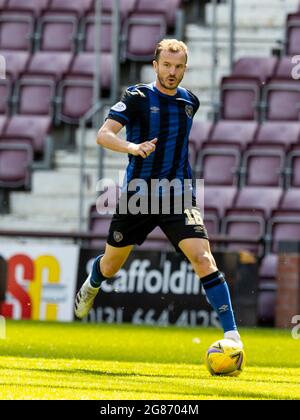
[127,138,158,158]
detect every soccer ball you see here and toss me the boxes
[205,339,246,377]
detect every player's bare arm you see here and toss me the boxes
[97,119,158,159]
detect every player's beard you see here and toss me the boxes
[157,73,183,91]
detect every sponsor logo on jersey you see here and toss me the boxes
[111,102,127,112]
[150,106,160,113]
[185,105,194,118]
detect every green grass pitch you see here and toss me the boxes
[0,320,299,400]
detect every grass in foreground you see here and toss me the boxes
[0,321,299,400]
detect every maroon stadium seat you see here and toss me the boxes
[0,78,11,115]
[80,14,113,53]
[4,115,51,154]
[122,13,167,61]
[286,12,300,55]
[36,13,78,52]
[0,115,7,133]
[135,0,182,27]
[285,147,300,187]
[0,13,34,51]
[4,0,49,16]
[0,0,6,8]
[221,213,265,256]
[232,57,277,82]
[26,51,73,80]
[258,253,277,326]
[275,56,296,79]
[203,186,237,218]
[209,120,258,150]
[70,52,112,90]
[262,79,300,121]
[231,186,282,218]
[254,121,300,150]
[0,50,30,80]
[240,148,285,187]
[197,147,240,186]
[189,121,213,151]
[56,76,94,124]
[279,188,300,212]
[101,0,137,21]
[89,214,112,248]
[14,76,56,117]
[267,215,300,253]
[0,142,33,189]
[47,0,94,16]
[219,76,261,120]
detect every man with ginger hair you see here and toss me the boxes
[75,39,243,347]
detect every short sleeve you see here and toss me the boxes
[106,89,139,126]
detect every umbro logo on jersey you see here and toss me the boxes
[150,106,160,113]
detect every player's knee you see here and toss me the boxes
[191,251,217,275]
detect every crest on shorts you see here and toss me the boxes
[113,231,123,242]
[185,105,194,118]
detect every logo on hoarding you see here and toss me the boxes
[0,253,68,321]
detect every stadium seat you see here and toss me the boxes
[197,147,241,186]
[35,13,78,52]
[232,57,277,82]
[285,147,300,187]
[209,120,258,150]
[79,14,113,53]
[0,50,30,80]
[267,215,300,253]
[69,52,112,90]
[0,142,33,189]
[13,76,56,117]
[0,78,12,115]
[262,79,300,121]
[55,76,94,124]
[134,0,182,28]
[221,213,266,256]
[4,115,51,155]
[203,186,237,217]
[230,186,283,218]
[278,188,300,212]
[240,148,285,187]
[89,214,113,248]
[0,13,34,51]
[254,121,300,150]
[46,0,94,16]
[258,253,278,326]
[0,116,7,134]
[100,0,137,21]
[26,51,73,80]
[274,56,296,79]
[4,0,49,16]
[286,12,300,55]
[189,120,212,150]
[219,76,261,120]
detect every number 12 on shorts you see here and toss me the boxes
[184,208,204,225]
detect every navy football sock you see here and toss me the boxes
[201,270,237,333]
[89,254,107,288]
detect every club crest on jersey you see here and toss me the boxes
[185,105,194,118]
[113,231,123,242]
[111,102,127,112]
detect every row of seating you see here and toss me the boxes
[0,0,182,61]
[87,185,300,256]
[217,56,300,121]
[286,9,300,55]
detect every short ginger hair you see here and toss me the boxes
[154,39,188,63]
